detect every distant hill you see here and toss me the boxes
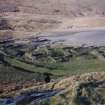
[1,0,105,17]
[0,0,105,32]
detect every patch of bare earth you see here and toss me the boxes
[1,0,105,35]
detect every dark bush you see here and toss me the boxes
[0,19,13,30]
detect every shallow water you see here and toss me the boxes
[43,30,105,46]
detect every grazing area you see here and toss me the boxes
[1,0,105,105]
[0,35,105,100]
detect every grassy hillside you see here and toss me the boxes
[3,72,105,105]
[0,35,105,83]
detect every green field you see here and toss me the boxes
[1,42,105,82]
[5,55,105,76]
